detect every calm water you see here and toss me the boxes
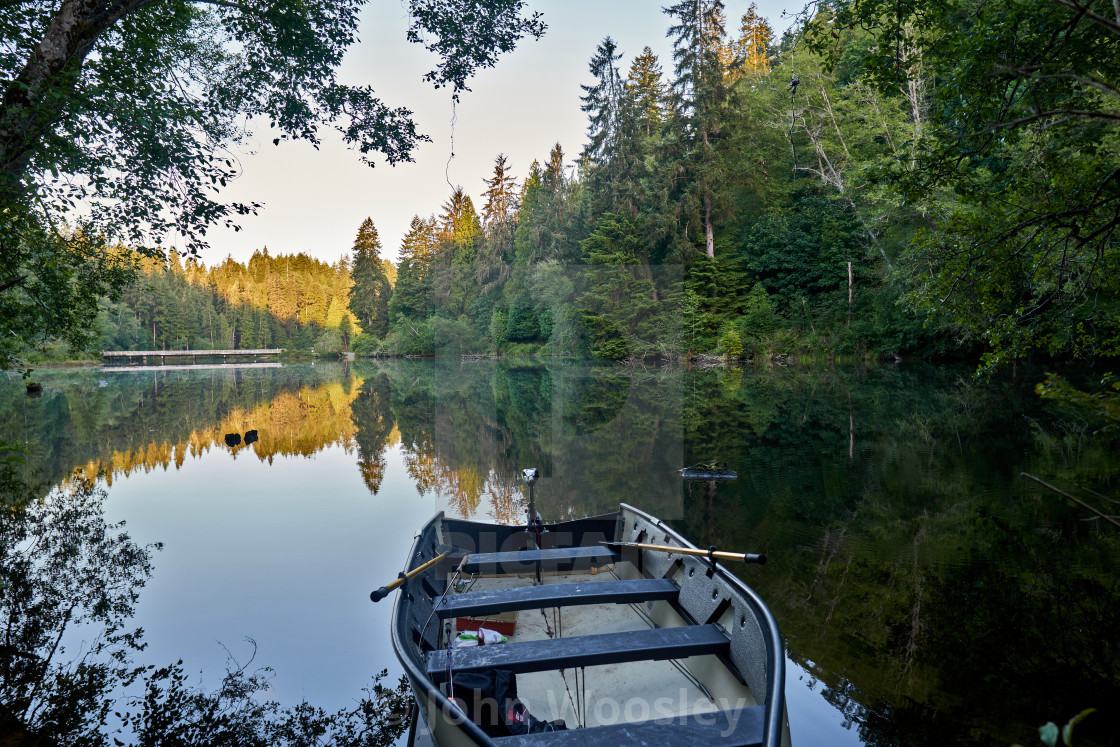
[2,360,1117,745]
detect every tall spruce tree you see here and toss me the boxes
[580,37,625,167]
[390,215,436,321]
[664,0,733,259]
[628,47,667,139]
[479,154,519,291]
[731,4,773,80]
[349,218,393,339]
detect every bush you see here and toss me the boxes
[350,332,380,357]
[387,316,433,356]
[717,325,744,360]
[314,329,343,354]
[507,304,541,342]
[489,308,509,350]
[741,282,777,337]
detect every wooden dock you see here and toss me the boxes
[102,349,282,364]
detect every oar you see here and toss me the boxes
[370,551,457,602]
[601,540,766,565]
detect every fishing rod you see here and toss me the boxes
[601,540,766,565]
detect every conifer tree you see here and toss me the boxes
[580,37,625,167]
[664,0,733,259]
[349,218,393,339]
[390,216,436,321]
[479,154,519,291]
[730,4,773,81]
[628,48,668,138]
[514,161,545,264]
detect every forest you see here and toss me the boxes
[25,0,1114,381]
[338,0,1119,372]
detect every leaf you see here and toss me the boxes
[1039,722,1059,746]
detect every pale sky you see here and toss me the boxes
[203,0,797,267]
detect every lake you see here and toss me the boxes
[2,359,1117,745]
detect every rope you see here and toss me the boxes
[420,555,469,643]
[445,97,457,192]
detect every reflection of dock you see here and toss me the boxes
[103,348,282,364]
[102,362,283,372]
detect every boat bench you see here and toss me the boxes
[493,705,765,747]
[436,578,679,619]
[461,547,621,575]
[426,623,729,682]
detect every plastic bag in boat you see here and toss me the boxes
[450,669,566,737]
[454,627,507,647]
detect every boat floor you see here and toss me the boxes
[446,568,725,728]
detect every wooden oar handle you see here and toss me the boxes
[603,541,766,565]
[370,551,450,603]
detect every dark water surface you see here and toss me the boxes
[2,360,1117,745]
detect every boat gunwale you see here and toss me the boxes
[619,502,786,747]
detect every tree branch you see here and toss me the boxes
[1050,0,1120,34]
[0,274,26,293]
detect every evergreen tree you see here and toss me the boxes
[664,0,733,259]
[514,161,545,264]
[628,47,667,139]
[580,37,625,167]
[730,4,773,81]
[349,218,393,339]
[390,216,436,321]
[479,154,519,292]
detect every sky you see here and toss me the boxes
[203,0,798,267]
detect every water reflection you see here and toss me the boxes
[2,361,1118,745]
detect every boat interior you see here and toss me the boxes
[389,504,787,747]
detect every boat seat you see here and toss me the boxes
[436,578,679,619]
[493,705,765,746]
[426,623,729,682]
[461,547,621,575]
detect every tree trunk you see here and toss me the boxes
[0,0,141,202]
[704,192,714,258]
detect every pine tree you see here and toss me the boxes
[627,47,667,138]
[389,215,436,321]
[348,217,393,339]
[580,37,624,167]
[664,0,733,259]
[730,4,773,81]
[479,154,519,291]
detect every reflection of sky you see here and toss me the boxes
[785,657,866,747]
[103,441,436,710]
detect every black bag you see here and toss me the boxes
[449,669,567,737]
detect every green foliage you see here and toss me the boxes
[349,218,393,340]
[717,324,743,360]
[372,0,1118,371]
[507,302,542,342]
[812,0,1120,371]
[578,310,631,360]
[0,1,545,369]
[387,315,434,357]
[740,282,776,338]
[0,229,137,369]
[1036,373,1120,431]
[578,214,660,358]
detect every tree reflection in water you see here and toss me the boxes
[0,471,409,745]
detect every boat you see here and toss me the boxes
[376,469,788,746]
[679,462,739,481]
